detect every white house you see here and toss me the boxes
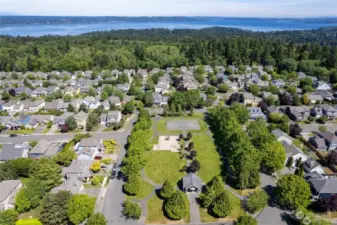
[317,82,331,91]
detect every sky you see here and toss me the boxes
[1,0,337,17]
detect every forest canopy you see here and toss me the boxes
[0,27,336,80]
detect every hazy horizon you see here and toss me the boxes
[1,0,337,18]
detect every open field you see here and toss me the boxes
[144,151,186,184]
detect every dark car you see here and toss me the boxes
[111,164,118,179]
[117,171,123,180]
[9,134,18,137]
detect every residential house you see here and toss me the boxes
[311,106,323,118]
[317,82,331,91]
[44,99,62,111]
[53,112,75,127]
[224,80,239,91]
[75,138,102,160]
[101,111,122,126]
[309,91,334,103]
[137,69,148,77]
[303,158,324,174]
[298,72,307,80]
[182,173,203,193]
[150,68,161,75]
[248,107,267,120]
[23,100,45,113]
[28,139,64,159]
[0,180,22,210]
[272,79,285,88]
[31,87,47,97]
[243,92,262,107]
[82,96,100,109]
[52,160,93,194]
[108,96,121,108]
[286,106,310,121]
[310,136,328,151]
[14,87,32,96]
[0,143,29,162]
[155,83,170,94]
[282,141,308,168]
[74,111,88,129]
[153,93,168,106]
[272,129,293,145]
[319,104,337,120]
[317,132,337,151]
[308,175,337,199]
[116,83,130,92]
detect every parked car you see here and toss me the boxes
[111,164,117,179]
[9,134,18,137]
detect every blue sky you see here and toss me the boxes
[1,0,337,17]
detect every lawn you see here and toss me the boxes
[103,139,117,154]
[42,127,51,133]
[144,151,186,184]
[8,129,35,135]
[84,175,105,188]
[156,115,207,135]
[192,134,222,183]
[126,180,154,200]
[20,205,42,219]
[199,190,245,222]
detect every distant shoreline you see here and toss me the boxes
[1,16,337,36]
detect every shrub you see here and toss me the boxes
[101,158,112,165]
[0,209,18,225]
[91,177,101,186]
[123,175,141,196]
[246,190,269,213]
[160,180,175,199]
[164,191,188,220]
[90,161,101,173]
[122,200,142,220]
[235,215,257,225]
[210,191,231,218]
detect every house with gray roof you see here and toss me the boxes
[116,83,130,92]
[308,176,337,199]
[282,141,308,168]
[303,158,324,174]
[0,143,29,162]
[272,129,293,145]
[309,136,327,151]
[28,140,64,159]
[75,138,102,160]
[101,111,122,126]
[317,132,337,151]
[248,107,266,120]
[319,104,337,120]
[286,106,310,121]
[182,173,203,193]
[153,93,168,106]
[0,180,22,210]
[74,111,88,129]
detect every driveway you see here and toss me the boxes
[187,193,201,224]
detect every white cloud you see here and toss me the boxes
[0,0,336,17]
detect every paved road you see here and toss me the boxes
[101,115,140,225]
[300,123,337,133]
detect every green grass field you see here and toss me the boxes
[193,134,222,183]
[144,151,186,184]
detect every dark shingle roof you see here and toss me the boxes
[309,177,337,194]
[182,173,202,190]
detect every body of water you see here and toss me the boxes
[1,17,337,36]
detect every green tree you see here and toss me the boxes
[122,200,142,220]
[86,213,107,225]
[124,175,141,195]
[164,191,188,220]
[199,176,225,208]
[15,180,46,213]
[67,104,75,112]
[100,91,108,101]
[160,180,175,199]
[40,191,73,225]
[9,158,33,177]
[63,94,72,102]
[218,84,229,93]
[210,191,231,218]
[88,87,96,97]
[261,141,286,173]
[65,116,77,131]
[53,150,76,167]
[0,209,18,225]
[249,84,260,96]
[67,194,95,225]
[246,190,269,213]
[230,103,249,124]
[235,215,257,225]
[123,102,134,114]
[29,157,62,189]
[143,92,154,107]
[79,103,88,113]
[275,175,311,210]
